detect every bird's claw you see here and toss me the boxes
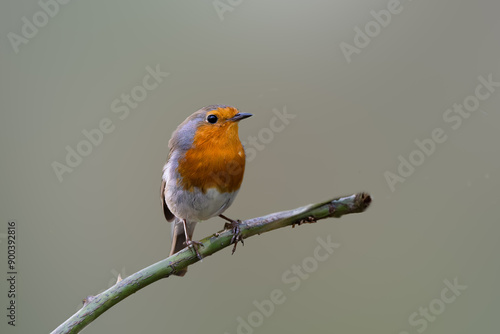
[185,240,204,260]
[224,220,244,255]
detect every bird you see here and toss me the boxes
[161,105,252,276]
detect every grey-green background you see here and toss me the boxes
[1,1,499,333]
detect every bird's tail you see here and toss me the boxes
[170,218,197,276]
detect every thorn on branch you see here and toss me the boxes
[83,295,95,306]
[81,273,122,307]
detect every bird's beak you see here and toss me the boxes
[229,113,253,122]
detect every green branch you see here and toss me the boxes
[51,192,372,334]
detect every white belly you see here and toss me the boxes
[168,186,238,222]
[163,163,238,222]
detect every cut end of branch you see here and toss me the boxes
[356,192,372,209]
[326,192,372,218]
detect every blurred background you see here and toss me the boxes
[1,1,499,333]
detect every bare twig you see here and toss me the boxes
[51,192,372,334]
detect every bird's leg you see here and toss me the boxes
[219,214,244,254]
[182,219,203,260]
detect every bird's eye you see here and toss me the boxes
[207,114,218,124]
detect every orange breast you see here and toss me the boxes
[177,122,246,194]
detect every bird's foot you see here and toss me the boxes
[185,239,204,260]
[222,219,244,255]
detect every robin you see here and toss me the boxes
[161,105,252,276]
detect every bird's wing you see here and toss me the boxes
[160,179,175,222]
